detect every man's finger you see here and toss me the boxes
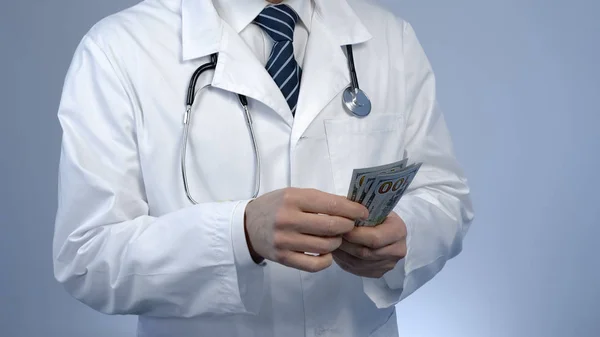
[279,232,342,255]
[278,251,333,273]
[332,250,355,272]
[343,216,406,249]
[332,249,363,270]
[294,188,369,220]
[338,239,406,261]
[333,250,392,273]
[338,240,380,261]
[293,213,355,237]
[371,240,407,261]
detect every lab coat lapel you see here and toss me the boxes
[290,16,357,145]
[181,0,373,133]
[211,23,295,128]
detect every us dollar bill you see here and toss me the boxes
[362,163,422,226]
[355,163,422,227]
[347,159,407,202]
[355,171,405,227]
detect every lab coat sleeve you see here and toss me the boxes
[362,20,475,308]
[52,34,265,318]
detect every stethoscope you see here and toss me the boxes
[181,45,371,204]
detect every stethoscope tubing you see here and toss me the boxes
[182,45,366,203]
[182,54,260,204]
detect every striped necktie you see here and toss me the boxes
[253,4,302,116]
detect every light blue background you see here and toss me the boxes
[1,0,598,336]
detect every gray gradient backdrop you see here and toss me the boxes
[1,0,599,336]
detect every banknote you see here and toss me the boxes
[347,159,422,227]
[347,159,408,203]
[358,163,422,227]
[355,168,409,226]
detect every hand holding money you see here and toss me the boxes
[244,188,369,272]
[333,158,421,278]
[333,211,407,278]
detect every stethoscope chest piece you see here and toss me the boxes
[343,86,371,117]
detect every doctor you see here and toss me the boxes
[53,0,474,336]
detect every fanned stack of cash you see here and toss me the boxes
[347,159,422,227]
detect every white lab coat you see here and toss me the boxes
[52,0,474,336]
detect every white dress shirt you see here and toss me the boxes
[212,0,312,67]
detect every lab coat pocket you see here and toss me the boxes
[324,114,405,196]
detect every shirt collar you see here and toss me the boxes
[212,0,314,34]
[181,0,372,61]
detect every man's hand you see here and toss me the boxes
[332,211,407,278]
[244,188,369,273]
